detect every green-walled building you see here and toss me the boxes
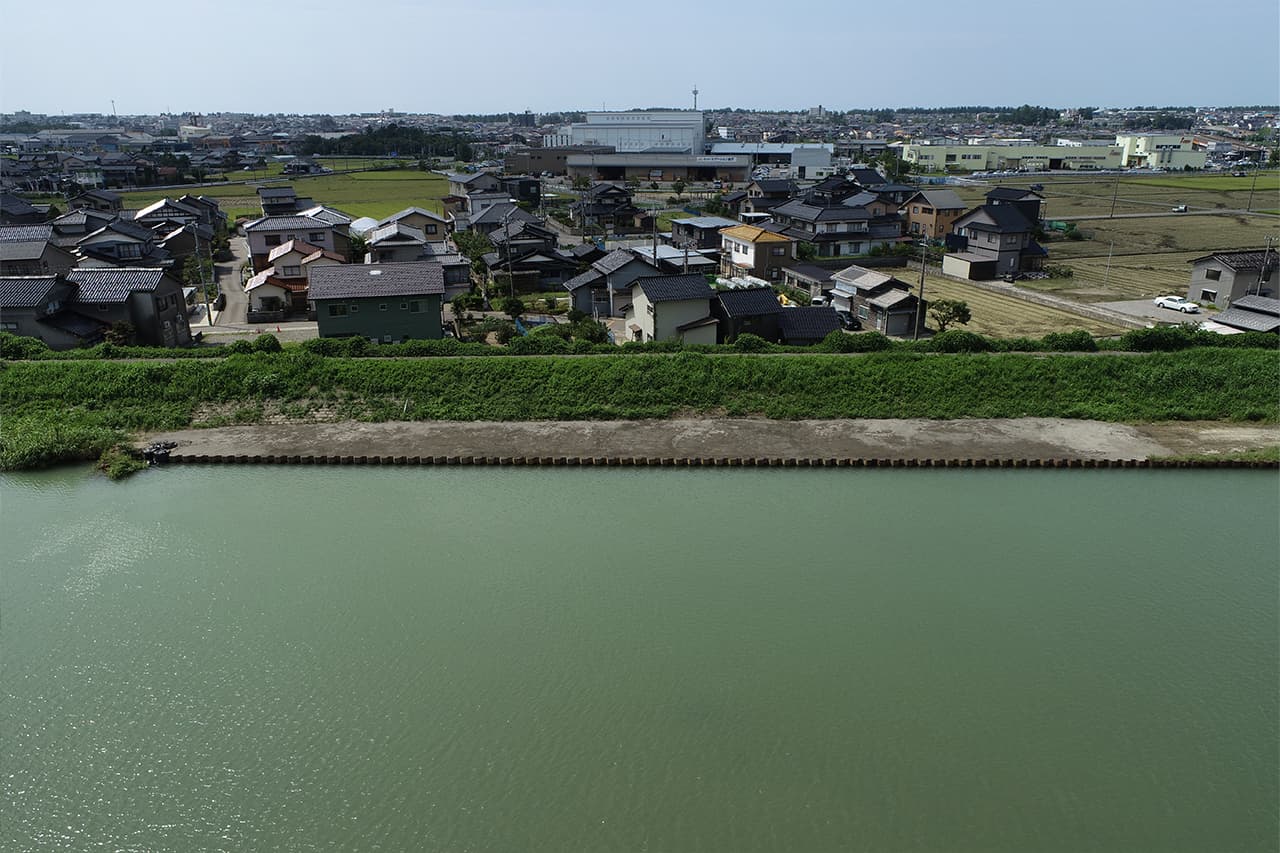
[309,262,445,342]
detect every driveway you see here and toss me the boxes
[1097,299,1208,324]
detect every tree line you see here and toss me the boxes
[295,124,474,160]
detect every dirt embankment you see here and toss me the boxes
[139,418,1279,463]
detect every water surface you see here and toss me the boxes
[3,467,1276,852]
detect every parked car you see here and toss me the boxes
[1029,183,1044,191]
[1154,295,1199,313]
[1171,204,1188,212]
[835,309,861,331]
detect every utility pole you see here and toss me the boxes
[912,238,927,341]
[190,222,213,326]
[1245,169,1259,212]
[1109,172,1120,218]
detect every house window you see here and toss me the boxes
[265,235,281,246]
[770,246,785,256]
[282,265,301,277]
[379,303,388,311]
[1,321,18,331]
[308,232,325,243]
[350,304,359,313]
[1204,269,1221,280]
[1199,289,1217,302]
[857,305,870,320]
[426,225,438,234]
[328,304,347,316]
[409,301,421,313]
[400,302,408,310]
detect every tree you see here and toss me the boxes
[929,299,971,332]
[572,175,591,190]
[500,295,524,319]
[347,234,368,263]
[104,321,136,346]
[672,179,686,198]
[796,241,818,262]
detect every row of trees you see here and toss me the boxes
[295,124,474,160]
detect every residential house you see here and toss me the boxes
[829,264,926,337]
[469,201,539,236]
[899,189,966,240]
[670,215,740,250]
[482,242,578,291]
[1,274,108,348]
[0,233,77,276]
[1,192,44,224]
[262,239,345,310]
[570,183,653,235]
[1201,295,1280,334]
[629,244,718,275]
[499,176,542,206]
[780,263,839,301]
[943,205,1046,280]
[298,205,354,259]
[68,189,123,213]
[778,306,843,345]
[1186,250,1277,308]
[131,198,203,229]
[75,220,173,269]
[623,273,718,344]
[984,187,1043,227]
[563,248,655,316]
[257,186,315,215]
[766,184,900,258]
[48,208,115,247]
[309,262,445,342]
[174,194,228,231]
[721,189,748,218]
[67,267,192,347]
[711,286,782,343]
[366,223,430,263]
[244,268,295,315]
[243,214,338,270]
[378,206,448,239]
[741,179,796,215]
[719,224,796,281]
[446,171,502,199]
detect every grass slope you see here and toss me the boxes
[2,349,1275,470]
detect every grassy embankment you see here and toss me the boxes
[2,348,1277,471]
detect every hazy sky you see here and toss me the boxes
[2,0,1277,116]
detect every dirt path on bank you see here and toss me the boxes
[138,418,1279,462]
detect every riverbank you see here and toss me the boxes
[137,418,1280,466]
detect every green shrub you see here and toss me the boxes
[530,323,572,340]
[226,339,255,355]
[508,334,570,355]
[345,336,369,356]
[732,333,773,352]
[253,333,282,353]
[815,330,893,353]
[570,319,609,344]
[1041,330,1098,352]
[1119,326,1202,352]
[929,330,991,353]
[493,323,517,345]
[0,332,51,360]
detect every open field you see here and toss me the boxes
[1019,252,1205,302]
[1046,213,1277,258]
[920,274,1129,337]
[122,170,448,221]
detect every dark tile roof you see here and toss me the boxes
[1189,251,1279,271]
[846,168,885,187]
[594,248,640,274]
[563,268,604,292]
[0,275,59,308]
[309,262,445,300]
[77,189,122,202]
[1230,295,1280,315]
[717,287,782,317]
[1212,304,1280,333]
[379,206,447,226]
[471,203,536,226]
[243,214,330,232]
[0,224,54,243]
[779,306,842,340]
[39,311,109,339]
[782,263,838,284]
[83,219,157,242]
[0,240,49,261]
[633,273,713,303]
[772,199,871,222]
[0,193,40,216]
[964,204,1034,233]
[67,268,167,302]
[257,186,297,199]
[752,179,797,194]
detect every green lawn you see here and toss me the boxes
[121,170,448,222]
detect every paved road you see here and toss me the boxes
[1097,299,1208,324]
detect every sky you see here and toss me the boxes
[2,0,1277,117]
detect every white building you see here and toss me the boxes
[544,111,705,154]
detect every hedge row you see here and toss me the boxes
[2,325,1276,363]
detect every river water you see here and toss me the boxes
[2,466,1276,852]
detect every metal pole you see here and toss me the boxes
[1103,241,1114,291]
[191,223,213,326]
[913,238,926,340]
[1109,173,1120,219]
[1245,169,1258,213]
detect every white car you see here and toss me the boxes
[1154,295,1200,313]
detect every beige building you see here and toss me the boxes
[900,142,1122,171]
[1114,134,1206,170]
[623,274,718,344]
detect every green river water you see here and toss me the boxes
[2,466,1277,852]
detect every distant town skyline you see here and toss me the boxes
[3,0,1277,117]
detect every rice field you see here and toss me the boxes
[920,274,1129,338]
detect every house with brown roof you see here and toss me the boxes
[719,224,796,281]
[900,189,966,240]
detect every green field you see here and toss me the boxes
[121,170,448,222]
